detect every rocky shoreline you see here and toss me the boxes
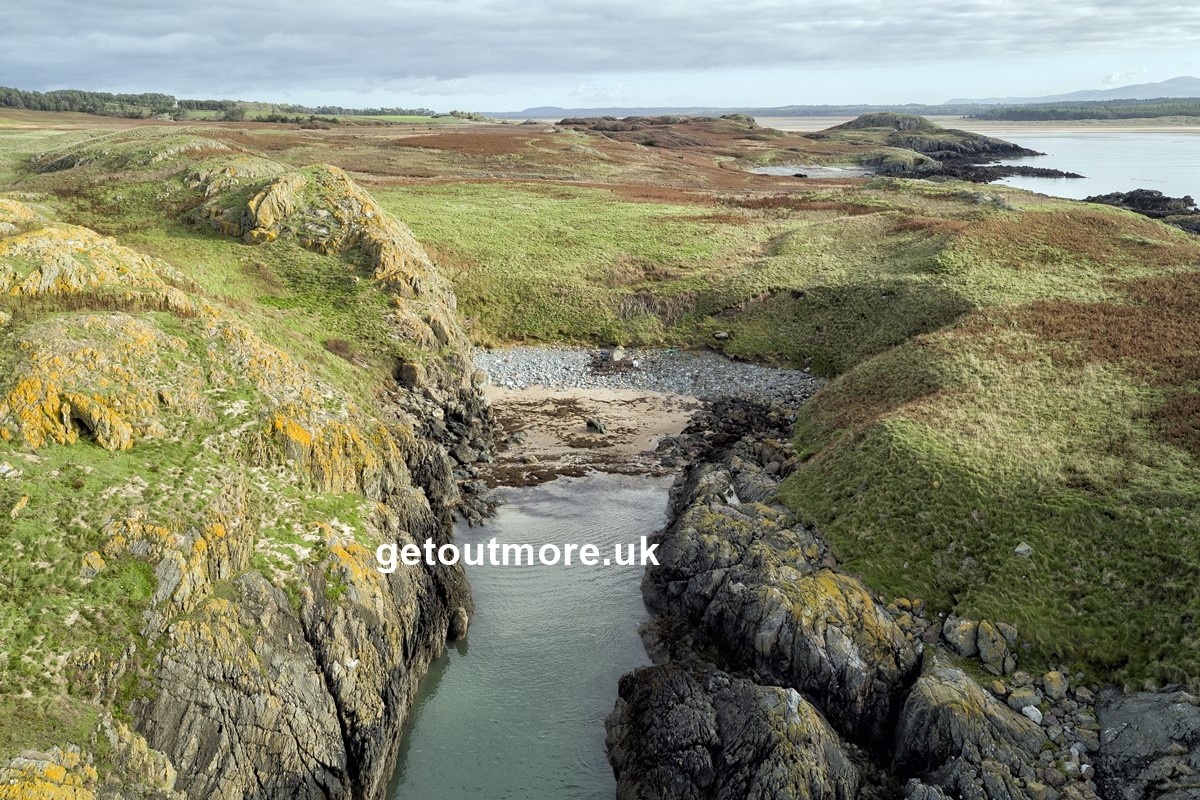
[1083,189,1200,235]
[605,396,1200,800]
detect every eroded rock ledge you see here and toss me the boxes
[608,399,1196,800]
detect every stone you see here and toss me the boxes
[1043,671,1069,701]
[976,620,1009,674]
[1015,542,1034,557]
[894,655,1047,795]
[942,615,979,657]
[1023,705,1044,725]
[609,345,626,362]
[398,361,427,389]
[586,416,608,434]
[607,663,861,800]
[996,621,1019,647]
[713,330,731,340]
[1009,687,1040,712]
[450,606,470,640]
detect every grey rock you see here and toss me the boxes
[607,662,861,800]
[977,620,1009,674]
[1096,688,1200,800]
[942,615,979,657]
[586,416,609,434]
[643,458,920,746]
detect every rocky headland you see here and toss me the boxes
[0,130,493,799]
[821,113,1084,182]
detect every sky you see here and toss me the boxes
[3,1,1200,111]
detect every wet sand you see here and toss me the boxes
[481,386,699,487]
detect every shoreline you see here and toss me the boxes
[473,345,823,487]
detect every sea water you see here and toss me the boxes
[387,473,670,800]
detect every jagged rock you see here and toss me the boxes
[607,662,861,800]
[894,655,1048,799]
[586,416,609,434]
[1096,688,1200,800]
[644,455,919,746]
[941,615,979,657]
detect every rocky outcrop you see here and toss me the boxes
[831,114,1082,183]
[610,398,1103,800]
[641,452,919,746]
[894,655,1047,799]
[1084,189,1200,235]
[607,662,861,800]
[0,149,491,798]
[193,162,495,521]
[1095,688,1200,800]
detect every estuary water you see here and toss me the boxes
[989,130,1200,201]
[387,473,670,800]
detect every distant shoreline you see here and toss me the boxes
[756,115,1200,134]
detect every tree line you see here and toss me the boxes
[970,98,1200,121]
[0,85,443,120]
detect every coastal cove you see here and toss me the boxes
[388,474,667,800]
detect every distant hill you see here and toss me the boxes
[947,76,1200,105]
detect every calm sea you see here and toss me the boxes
[988,130,1200,202]
[388,473,667,800]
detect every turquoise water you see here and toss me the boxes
[388,473,669,800]
[992,131,1200,201]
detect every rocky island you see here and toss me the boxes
[0,108,1198,800]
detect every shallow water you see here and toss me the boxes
[387,473,669,800]
[991,131,1200,201]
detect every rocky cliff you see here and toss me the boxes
[608,399,1146,800]
[0,129,493,798]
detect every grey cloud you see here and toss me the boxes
[2,0,1198,96]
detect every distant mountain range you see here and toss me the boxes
[490,76,1200,119]
[946,76,1200,105]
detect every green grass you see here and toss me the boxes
[375,181,773,345]
[779,291,1200,686]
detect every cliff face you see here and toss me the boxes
[608,401,1098,800]
[0,129,492,799]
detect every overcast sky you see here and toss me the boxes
[4,1,1199,110]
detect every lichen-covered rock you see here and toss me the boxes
[0,314,208,450]
[893,654,1047,799]
[941,615,979,658]
[607,662,861,800]
[644,457,920,745]
[0,156,492,800]
[0,218,188,299]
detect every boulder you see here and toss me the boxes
[1043,671,1068,702]
[976,620,1009,675]
[941,615,979,657]
[894,655,1048,799]
[607,662,861,800]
